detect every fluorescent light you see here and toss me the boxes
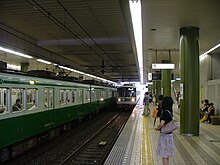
[37,59,51,65]
[129,0,143,84]
[0,46,33,59]
[59,65,84,74]
[59,65,117,85]
[146,82,153,85]
[200,43,220,57]
[29,80,35,85]
[200,43,220,60]
[152,63,175,69]
[7,64,21,70]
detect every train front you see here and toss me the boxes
[116,86,137,110]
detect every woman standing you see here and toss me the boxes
[155,96,174,165]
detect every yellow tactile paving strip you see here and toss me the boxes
[141,116,153,165]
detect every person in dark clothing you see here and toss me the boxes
[207,103,215,123]
[12,99,21,112]
[200,99,209,119]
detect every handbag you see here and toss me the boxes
[161,110,178,134]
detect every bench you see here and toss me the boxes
[210,116,220,125]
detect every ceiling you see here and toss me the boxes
[0,0,220,84]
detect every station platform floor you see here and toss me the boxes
[104,103,220,165]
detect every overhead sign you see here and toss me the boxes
[152,72,174,80]
[152,63,175,69]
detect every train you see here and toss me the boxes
[0,71,117,162]
[116,85,137,109]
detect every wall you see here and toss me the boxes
[200,53,220,115]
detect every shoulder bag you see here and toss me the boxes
[161,110,178,134]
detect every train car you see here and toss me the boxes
[0,71,117,162]
[116,85,137,109]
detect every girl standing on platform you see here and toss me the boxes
[155,96,174,165]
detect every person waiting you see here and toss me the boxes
[207,103,215,123]
[200,99,209,119]
[12,99,21,112]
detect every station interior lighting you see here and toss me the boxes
[129,0,143,84]
[0,46,117,85]
[0,46,33,59]
[200,43,220,60]
[58,65,117,85]
[37,59,52,65]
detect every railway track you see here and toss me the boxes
[59,112,130,165]
[7,110,130,165]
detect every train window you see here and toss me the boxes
[49,89,54,107]
[100,91,105,99]
[59,89,65,105]
[66,90,71,104]
[72,90,76,103]
[0,88,7,114]
[27,88,38,110]
[11,88,24,112]
[44,88,54,108]
[91,89,97,102]
[84,89,90,103]
[78,89,83,104]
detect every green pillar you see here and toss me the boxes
[21,62,29,72]
[154,80,161,103]
[180,27,199,136]
[162,69,171,97]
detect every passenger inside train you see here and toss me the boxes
[12,99,21,112]
[28,100,37,111]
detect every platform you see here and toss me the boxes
[104,104,220,165]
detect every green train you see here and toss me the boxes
[0,71,117,162]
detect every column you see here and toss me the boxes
[161,69,171,97]
[180,27,200,136]
[154,80,161,103]
[20,62,29,72]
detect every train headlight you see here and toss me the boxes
[118,98,121,101]
[100,98,104,101]
[131,97,135,102]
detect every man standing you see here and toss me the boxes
[143,92,150,116]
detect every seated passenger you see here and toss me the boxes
[29,100,37,110]
[207,103,215,123]
[0,107,5,113]
[12,99,21,112]
[200,99,209,118]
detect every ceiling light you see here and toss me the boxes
[0,46,33,59]
[59,65,117,85]
[200,43,220,60]
[129,0,143,84]
[37,59,51,65]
